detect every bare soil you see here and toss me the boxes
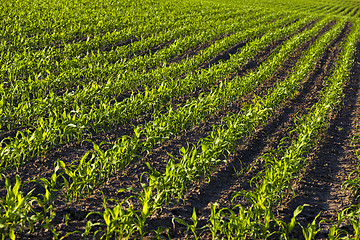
[1,20,358,240]
[278,41,360,239]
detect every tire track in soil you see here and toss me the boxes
[277,42,360,240]
[15,19,327,240]
[148,22,350,239]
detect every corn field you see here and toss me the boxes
[1,0,360,239]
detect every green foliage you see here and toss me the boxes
[0,176,39,240]
[87,196,136,240]
[174,208,199,240]
[1,0,360,238]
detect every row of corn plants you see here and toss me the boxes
[1,8,268,108]
[204,19,360,239]
[0,12,330,240]
[0,13,304,169]
[1,10,284,131]
[68,17,346,239]
[55,14,330,202]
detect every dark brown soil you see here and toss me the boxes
[1,18,323,187]
[0,18,309,179]
[1,18,358,240]
[277,42,360,239]
[149,20,349,240]
[0,129,18,143]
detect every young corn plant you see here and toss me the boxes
[275,204,307,240]
[87,196,136,240]
[130,180,156,238]
[58,151,100,202]
[33,162,62,229]
[343,160,360,199]
[0,175,40,240]
[327,208,350,240]
[207,203,222,240]
[346,206,360,239]
[300,212,322,240]
[174,208,199,240]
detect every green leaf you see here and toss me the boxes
[9,228,15,240]
[192,207,197,223]
[175,218,189,227]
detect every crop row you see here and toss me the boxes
[0,14,349,239]
[206,19,360,239]
[0,13,304,169]
[1,12,285,132]
[2,0,360,238]
[1,9,273,108]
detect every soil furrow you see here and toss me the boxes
[11,19,311,179]
[153,21,350,239]
[16,21,330,239]
[278,42,360,240]
[169,20,320,111]
[0,18,331,204]
[169,32,234,64]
